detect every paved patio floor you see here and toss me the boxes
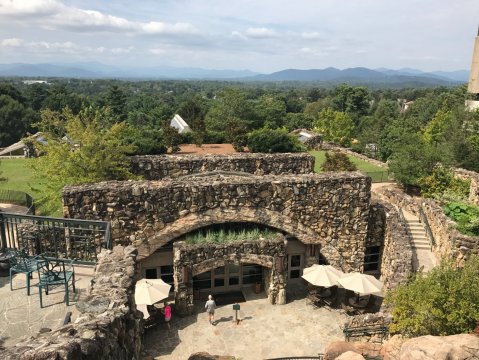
[0,265,94,349]
[144,288,348,360]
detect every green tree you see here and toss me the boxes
[247,127,304,153]
[255,95,287,128]
[422,110,454,145]
[105,85,128,122]
[321,151,357,172]
[314,108,355,147]
[43,84,84,114]
[0,94,37,146]
[385,256,479,337]
[31,107,137,213]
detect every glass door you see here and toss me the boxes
[288,254,303,282]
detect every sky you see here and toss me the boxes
[0,0,478,73]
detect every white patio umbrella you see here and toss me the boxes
[337,272,383,296]
[301,264,344,287]
[135,278,171,319]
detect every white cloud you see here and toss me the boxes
[0,0,199,36]
[149,48,166,55]
[1,38,25,47]
[245,27,277,39]
[0,0,61,16]
[301,31,322,40]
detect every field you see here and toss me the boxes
[0,158,58,215]
[309,150,390,182]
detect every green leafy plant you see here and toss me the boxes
[247,127,305,153]
[420,166,470,201]
[444,202,479,236]
[184,224,280,245]
[385,256,479,337]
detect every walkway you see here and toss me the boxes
[0,265,94,349]
[403,210,437,272]
[0,203,28,214]
[143,288,348,360]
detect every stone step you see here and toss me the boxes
[412,244,431,250]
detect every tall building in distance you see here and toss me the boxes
[466,26,479,111]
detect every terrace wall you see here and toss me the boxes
[129,153,315,179]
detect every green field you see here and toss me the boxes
[309,150,390,182]
[0,158,60,216]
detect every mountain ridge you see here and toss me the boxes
[0,62,468,85]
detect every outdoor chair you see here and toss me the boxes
[36,254,76,308]
[7,248,39,295]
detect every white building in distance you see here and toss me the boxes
[170,114,192,133]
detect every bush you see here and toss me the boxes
[420,166,470,201]
[385,256,479,337]
[320,151,357,172]
[246,127,305,153]
[444,201,479,236]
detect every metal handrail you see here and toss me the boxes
[0,189,35,214]
[0,212,112,264]
[419,206,436,247]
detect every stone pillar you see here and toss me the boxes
[266,257,287,305]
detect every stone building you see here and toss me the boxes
[466,26,479,111]
[63,153,393,315]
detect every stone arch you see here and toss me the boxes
[137,207,323,259]
[192,254,274,276]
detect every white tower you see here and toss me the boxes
[466,26,479,111]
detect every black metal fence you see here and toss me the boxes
[0,189,35,214]
[0,212,112,264]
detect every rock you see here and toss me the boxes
[334,351,365,360]
[381,334,405,360]
[324,341,360,360]
[188,352,235,360]
[397,334,479,360]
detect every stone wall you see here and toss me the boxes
[453,167,479,205]
[172,238,287,315]
[374,185,479,265]
[130,153,315,180]
[3,246,142,360]
[63,172,371,272]
[373,200,414,292]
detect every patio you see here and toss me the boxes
[0,265,94,349]
[143,287,349,359]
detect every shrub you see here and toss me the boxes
[444,201,479,236]
[385,256,479,337]
[320,151,357,172]
[420,166,470,201]
[247,127,305,153]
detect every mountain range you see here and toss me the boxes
[0,62,469,86]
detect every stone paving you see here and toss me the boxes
[143,288,348,360]
[0,264,94,349]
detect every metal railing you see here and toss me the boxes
[0,189,35,214]
[0,212,112,264]
[365,170,392,183]
[419,206,436,247]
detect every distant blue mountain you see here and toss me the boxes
[0,62,468,85]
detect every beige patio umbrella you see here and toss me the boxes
[337,272,383,296]
[135,278,171,318]
[301,264,344,287]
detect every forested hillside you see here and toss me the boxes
[0,78,477,189]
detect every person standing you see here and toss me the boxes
[205,294,216,325]
[161,302,172,329]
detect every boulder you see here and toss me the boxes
[335,351,365,360]
[397,334,479,360]
[323,341,360,360]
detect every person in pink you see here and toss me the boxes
[162,302,172,329]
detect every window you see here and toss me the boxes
[242,264,262,284]
[160,265,174,285]
[193,271,211,290]
[145,268,157,279]
[364,246,381,271]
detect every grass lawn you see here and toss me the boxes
[309,150,390,182]
[0,158,60,216]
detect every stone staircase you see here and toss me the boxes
[402,210,437,272]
